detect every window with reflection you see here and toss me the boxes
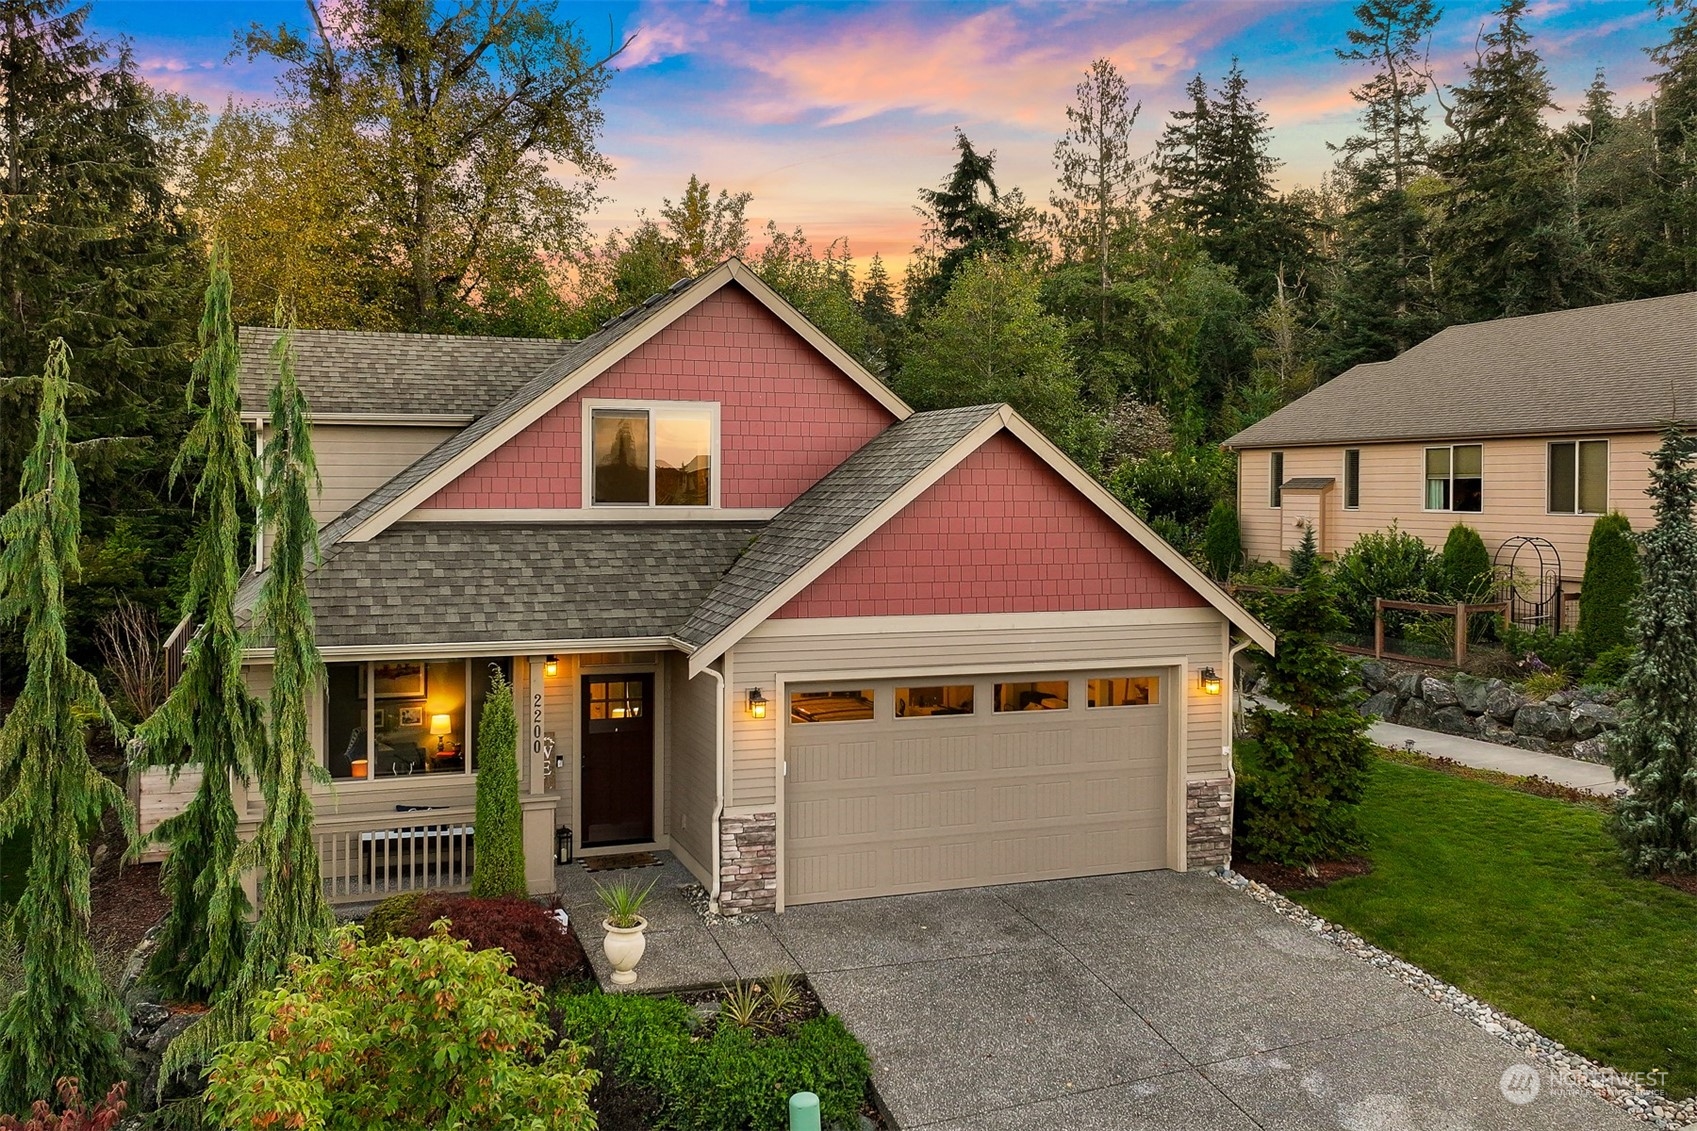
[994,681,1070,712]
[1088,677,1160,708]
[895,685,974,718]
[790,689,875,723]
[591,405,714,506]
[325,658,511,782]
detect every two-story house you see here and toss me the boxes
[168,260,1271,914]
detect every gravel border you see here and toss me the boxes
[1215,867,1696,1129]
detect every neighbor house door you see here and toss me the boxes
[580,674,655,847]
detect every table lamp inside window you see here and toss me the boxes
[430,713,453,752]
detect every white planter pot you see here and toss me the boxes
[601,917,648,985]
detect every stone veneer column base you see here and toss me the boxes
[717,812,777,914]
[1185,779,1233,869]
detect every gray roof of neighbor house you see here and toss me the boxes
[237,327,576,417]
[675,403,1001,650]
[1223,291,1697,449]
[249,523,763,650]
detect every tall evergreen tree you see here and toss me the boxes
[906,130,1026,315]
[0,0,201,669]
[1430,0,1588,320]
[1611,425,1697,876]
[162,310,334,1075]
[130,245,264,1002]
[1150,74,1212,233]
[1648,0,1697,292]
[0,339,131,1111]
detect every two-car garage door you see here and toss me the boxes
[783,670,1171,905]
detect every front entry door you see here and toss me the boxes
[581,674,655,847]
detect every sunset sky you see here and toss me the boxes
[94,0,1673,273]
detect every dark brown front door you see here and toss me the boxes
[581,674,655,847]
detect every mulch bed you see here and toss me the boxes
[90,861,168,958]
[1656,873,1697,898]
[1234,856,1374,893]
[581,852,661,873]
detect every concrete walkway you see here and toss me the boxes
[560,860,1640,1130]
[1369,720,1624,795]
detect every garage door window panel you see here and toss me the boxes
[1088,677,1160,708]
[790,689,875,723]
[994,681,1069,712]
[895,684,975,718]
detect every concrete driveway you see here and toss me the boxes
[764,872,1640,1131]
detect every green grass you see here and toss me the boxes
[1295,758,1697,1098]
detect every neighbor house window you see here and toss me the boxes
[1088,677,1160,708]
[789,689,875,723]
[895,684,974,718]
[589,403,716,507]
[1548,440,1608,515]
[1269,451,1284,508]
[324,658,510,782]
[994,681,1069,712]
[1424,445,1482,512]
[1343,449,1361,509]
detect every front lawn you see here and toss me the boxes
[1294,757,1697,1098]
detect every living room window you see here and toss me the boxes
[589,402,717,507]
[1424,445,1483,512]
[1548,440,1608,514]
[324,658,510,782]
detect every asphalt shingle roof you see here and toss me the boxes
[1224,291,1697,449]
[237,327,576,417]
[250,523,762,650]
[675,403,1002,650]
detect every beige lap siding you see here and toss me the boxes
[1237,435,1658,576]
[726,610,1231,811]
[292,424,460,528]
[663,653,719,880]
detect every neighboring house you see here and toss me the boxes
[160,260,1272,914]
[1223,293,1697,593]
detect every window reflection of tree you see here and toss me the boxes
[596,415,648,503]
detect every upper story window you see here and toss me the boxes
[1343,448,1361,509]
[1548,440,1608,515]
[1424,444,1482,512]
[589,402,717,507]
[1269,451,1284,508]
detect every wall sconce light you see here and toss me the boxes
[747,688,767,719]
[544,654,559,678]
[1198,666,1223,696]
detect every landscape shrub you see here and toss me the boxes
[1501,624,1589,676]
[1518,671,1567,700]
[1585,644,1636,688]
[1110,444,1234,550]
[1439,523,1494,601]
[1331,525,1438,636]
[471,667,526,898]
[367,893,585,989]
[1202,500,1243,581]
[557,988,870,1131]
[0,1080,126,1130]
[1580,512,1640,658]
[205,925,596,1131]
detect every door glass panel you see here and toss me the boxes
[655,412,712,506]
[1088,677,1160,707]
[895,685,974,718]
[994,681,1070,712]
[789,689,875,723]
[592,410,650,504]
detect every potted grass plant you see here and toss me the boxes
[595,876,658,985]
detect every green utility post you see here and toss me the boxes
[789,1091,821,1131]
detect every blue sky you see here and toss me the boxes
[91,0,1672,270]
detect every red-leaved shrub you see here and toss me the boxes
[0,1079,126,1131]
[376,894,588,988]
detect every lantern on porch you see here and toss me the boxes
[555,826,573,866]
[1198,666,1223,695]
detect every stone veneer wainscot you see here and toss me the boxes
[718,812,778,914]
[1186,779,1233,869]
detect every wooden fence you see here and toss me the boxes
[1372,598,1510,669]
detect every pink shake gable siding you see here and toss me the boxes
[416,286,896,511]
[775,432,1209,619]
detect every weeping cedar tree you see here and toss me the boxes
[131,245,265,1002]
[163,310,334,1078]
[469,667,525,898]
[1611,426,1697,876]
[0,340,132,1111]
[1202,500,1242,581]
[1580,512,1639,657]
[1235,552,1375,867]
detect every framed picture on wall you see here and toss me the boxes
[399,706,424,728]
[373,708,386,730]
[373,661,425,699]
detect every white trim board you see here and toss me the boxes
[343,260,910,545]
[396,508,781,524]
[243,636,680,662]
[748,606,1224,638]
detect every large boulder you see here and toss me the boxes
[1358,660,1391,692]
[1420,677,1460,708]
[1485,683,1528,724]
[1515,735,1553,753]
[1358,690,1400,720]
[1513,702,1572,743]
[1392,671,1424,700]
[1399,698,1436,731]
[1570,702,1621,740]
[1547,690,1574,709]
[1572,736,1613,764]
[1477,720,1518,746]
[1453,672,1492,714]
[1432,705,1472,735]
